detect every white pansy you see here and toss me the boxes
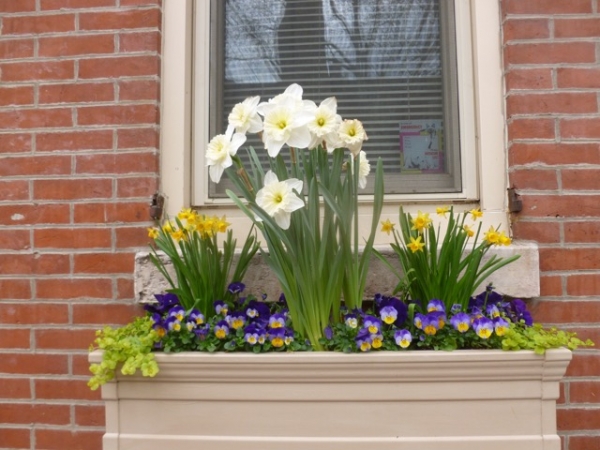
[205,128,246,183]
[338,119,368,156]
[357,151,370,189]
[227,96,263,135]
[307,97,342,151]
[261,97,312,157]
[256,171,304,230]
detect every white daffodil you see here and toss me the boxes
[261,97,312,157]
[227,96,263,135]
[338,119,368,156]
[307,97,342,151]
[256,171,304,230]
[257,83,305,114]
[357,151,370,189]
[205,128,246,183]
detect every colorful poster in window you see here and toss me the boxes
[399,120,444,173]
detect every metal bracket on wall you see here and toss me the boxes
[149,193,165,221]
[508,187,522,214]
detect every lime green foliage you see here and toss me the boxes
[380,207,520,312]
[226,147,384,350]
[147,210,259,315]
[88,317,160,390]
[502,323,594,354]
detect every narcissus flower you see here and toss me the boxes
[380,219,395,235]
[411,211,432,232]
[206,128,247,183]
[436,206,450,217]
[407,235,425,253]
[338,119,367,156]
[483,226,501,245]
[147,227,159,239]
[227,95,263,135]
[463,224,475,237]
[306,96,342,150]
[356,151,370,189]
[469,208,483,220]
[255,171,304,230]
[260,96,312,157]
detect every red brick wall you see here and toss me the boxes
[0,1,160,448]
[503,1,600,448]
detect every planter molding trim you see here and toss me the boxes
[91,347,571,450]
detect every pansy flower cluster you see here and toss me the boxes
[321,286,534,353]
[145,284,311,353]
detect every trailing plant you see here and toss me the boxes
[88,316,159,391]
[502,323,594,354]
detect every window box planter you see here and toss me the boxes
[89,348,571,450]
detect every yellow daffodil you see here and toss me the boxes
[162,221,175,233]
[411,211,432,232]
[483,226,500,245]
[499,231,511,246]
[381,219,395,235]
[463,224,474,237]
[436,206,450,218]
[216,215,230,233]
[407,235,425,253]
[170,229,185,242]
[177,208,193,221]
[469,208,483,220]
[147,227,159,239]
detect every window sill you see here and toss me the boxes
[134,241,539,303]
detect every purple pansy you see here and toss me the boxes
[450,312,471,333]
[394,329,412,348]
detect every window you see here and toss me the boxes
[209,0,463,197]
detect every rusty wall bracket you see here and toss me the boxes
[508,188,522,213]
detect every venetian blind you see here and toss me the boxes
[209,0,460,196]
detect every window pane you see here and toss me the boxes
[209,0,460,196]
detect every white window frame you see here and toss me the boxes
[160,0,510,241]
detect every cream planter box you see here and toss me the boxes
[90,348,571,450]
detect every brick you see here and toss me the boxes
[521,195,600,218]
[33,178,113,200]
[0,253,69,275]
[35,379,101,400]
[562,119,600,139]
[72,303,142,324]
[117,277,134,299]
[39,82,114,104]
[77,104,159,125]
[563,169,600,191]
[565,222,600,243]
[507,93,597,116]
[0,378,30,398]
[0,428,30,449]
[0,0,36,12]
[540,275,563,296]
[2,14,76,35]
[0,403,70,425]
[567,274,600,296]
[36,278,113,299]
[117,176,158,198]
[508,118,554,140]
[570,436,600,450]
[75,404,105,427]
[0,303,69,325]
[120,31,160,52]
[34,227,112,249]
[504,43,596,65]
[0,204,70,226]
[76,152,158,174]
[503,19,549,42]
[558,68,600,89]
[570,381,600,403]
[116,226,153,248]
[74,201,150,223]
[0,108,72,129]
[555,18,600,38]
[503,0,592,15]
[39,34,114,57]
[41,0,115,10]
[506,69,553,91]
[0,229,30,250]
[35,328,97,350]
[540,247,600,271]
[511,221,560,243]
[0,353,68,375]
[79,9,160,30]
[74,252,135,274]
[0,179,29,201]
[557,408,600,431]
[0,280,31,300]
[37,129,113,152]
[36,430,103,450]
[509,143,600,166]
[0,133,32,153]
[0,38,34,59]
[0,155,71,176]
[117,127,159,148]
[0,86,34,106]
[567,354,600,377]
[0,328,30,349]
[79,55,160,78]
[509,168,558,190]
[119,79,160,101]
[121,0,161,4]
[72,353,94,376]
[1,60,74,81]
[530,300,600,323]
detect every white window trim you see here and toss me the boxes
[160,0,510,242]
